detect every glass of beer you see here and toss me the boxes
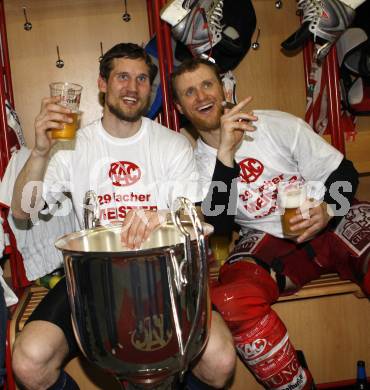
[49,82,82,140]
[279,182,307,237]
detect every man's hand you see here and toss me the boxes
[289,200,332,244]
[217,97,258,167]
[34,96,73,157]
[120,209,167,249]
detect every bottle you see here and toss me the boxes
[356,360,369,390]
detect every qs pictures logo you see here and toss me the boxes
[109,161,141,187]
[131,314,172,351]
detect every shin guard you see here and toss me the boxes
[236,310,311,390]
[211,261,313,390]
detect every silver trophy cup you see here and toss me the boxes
[55,198,213,389]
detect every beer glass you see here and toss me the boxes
[49,82,82,140]
[279,182,307,237]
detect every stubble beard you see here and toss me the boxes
[188,106,223,132]
[192,118,219,132]
[106,96,150,123]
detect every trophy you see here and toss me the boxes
[55,197,213,389]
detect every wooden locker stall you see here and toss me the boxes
[3,0,151,147]
[1,0,369,389]
[232,1,370,202]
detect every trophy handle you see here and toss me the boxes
[83,190,100,229]
[170,197,208,376]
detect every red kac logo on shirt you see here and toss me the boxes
[239,158,264,183]
[109,161,141,187]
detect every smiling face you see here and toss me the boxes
[98,57,151,122]
[173,64,225,132]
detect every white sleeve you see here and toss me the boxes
[42,150,72,207]
[291,118,343,183]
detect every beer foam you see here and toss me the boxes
[280,190,305,208]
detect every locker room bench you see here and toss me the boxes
[7,274,370,390]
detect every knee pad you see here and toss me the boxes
[210,260,279,327]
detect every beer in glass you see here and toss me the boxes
[280,184,307,236]
[49,82,82,140]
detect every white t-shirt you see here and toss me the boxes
[195,110,343,238]
[43,117,201,229]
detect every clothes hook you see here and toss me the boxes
[99,42,104,62]
[275,0,283,9]
[122,0,131,22]
[56,45,64,68]
[23,7,32,31]
[251,28,261,50]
